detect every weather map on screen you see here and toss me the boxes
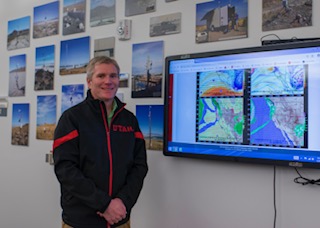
[198,70,244,97]
[164,41,320,168]
[195,60,308,148]
[251,65,305,96]
[250,96,306,147]
[197,97,244,143]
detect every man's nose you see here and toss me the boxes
[103,75,113,83]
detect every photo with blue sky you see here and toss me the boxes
[136,105,164,150]
[35,45,55,71]
[60,36,90,74]
[33,1,59,38]
[34,1,59,24]
[61,84,85,113]
[64,0,85,7]
[37,95,57,126]
[12,103,29,128]
[10,54,26,72]
[8,16,30,35]
[7,16,30,50]
[132,41,163,76]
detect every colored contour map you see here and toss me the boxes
[251,65,305,96]
[250,97,305,146]
[198,97,243,143]
[199,69,244,97]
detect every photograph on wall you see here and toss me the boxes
[35,45,55,91]
[7,16,30,50]
[136,105,164,151]
[60,36,90,75]
[131,41,163,98]
[125,0,156,17]
[37,95,57,140]
[94,37,115,57]
[33,1,59,38]
[9,54,26,97]
[0,98,8,117]
[63,0,86,35]
[61,84,85,113]
[196,0,248,43]
[119,73,129,88]
[11,103,29,146]
[262,0,312,31]
[90,0,115,27]
[150,12,181,37]
[116,92,124,102]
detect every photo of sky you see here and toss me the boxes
[34,1,59,24]
[136,105,163,137]
[12,103,29,128]
[37,95,57,126]
[61,84,85,113]
[35,45,55,70]
[132,41,163,76]
[8,16,30,34]
[60,36,90,67]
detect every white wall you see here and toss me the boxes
[0,0,320,228]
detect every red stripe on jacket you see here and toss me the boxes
[52,130,79,151]
[135,132,144,139]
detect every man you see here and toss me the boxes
[53,56,148,228]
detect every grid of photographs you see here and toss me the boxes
[5,0,313,148]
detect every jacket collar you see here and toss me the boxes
[86,89,126,112]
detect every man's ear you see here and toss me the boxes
[87,79,91,87]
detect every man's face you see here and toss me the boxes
[87,63,119,102]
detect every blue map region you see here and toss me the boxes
[250,96,305,147]
[250,98,288,145]
[251,65,305,96]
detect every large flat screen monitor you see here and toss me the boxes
[164,40,320,169]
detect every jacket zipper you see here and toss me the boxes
[100,102,126,228]
[99,103,113,228]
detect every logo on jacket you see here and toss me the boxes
[113,125,134,132]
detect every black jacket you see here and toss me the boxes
[53,90,148,228]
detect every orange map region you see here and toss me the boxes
[201,87,242,97]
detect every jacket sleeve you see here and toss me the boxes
[116,117,148,212]
[53,111,111,213]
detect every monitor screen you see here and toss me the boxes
[164,40,320,169]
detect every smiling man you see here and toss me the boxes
[53,56,148,228]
